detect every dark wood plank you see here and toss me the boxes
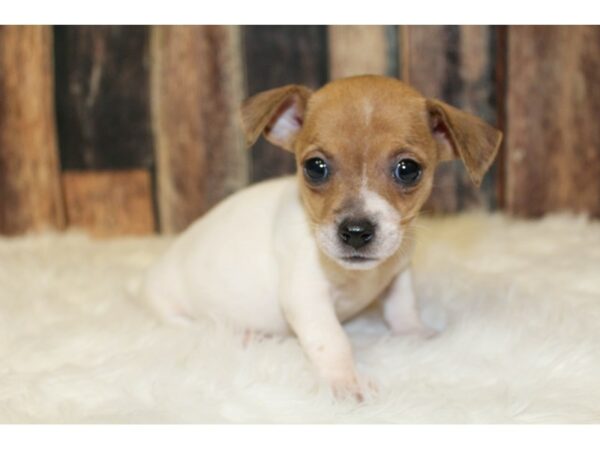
[54,26,154,170]
[402,25,499,214]
[243,25,328,182]
[62,170,154,237]
[0,26,65,235]
[151,25,247,233]
[506,26,600,217]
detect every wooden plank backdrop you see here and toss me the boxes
[0,26,65,235]
[0,25,598,237]
[328,25,390,79]
[505,26,600,217]
[62,170,154,237]
[402,25,499,214]
[54,26,153,170]
[243,26,328,183]
[53,25,156,235]
[151,25,247,233]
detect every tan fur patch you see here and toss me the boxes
[241,75,502,268]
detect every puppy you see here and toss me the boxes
[142,75,502,399]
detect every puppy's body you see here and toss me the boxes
[143,175,413,333]
[142,75,502,398]
[144,177,295,333]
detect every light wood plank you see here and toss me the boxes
[151,25,248,233]
[0,26,65,235]
[328,26,388,79]
[506,26,600,217]
[62,170,154,237]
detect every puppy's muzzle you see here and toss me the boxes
[338,219,376,250]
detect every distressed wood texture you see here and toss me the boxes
[243,26,328,182]
[506,26,600,217]
[62,170,154,237]
[0,26,65,235]
[328,26,389,79]
[402,25,499,214]
[151,26,247,233]
[54,26,157,236]
[494,26,508,209]
[54,26,154,170]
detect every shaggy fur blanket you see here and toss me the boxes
[1,213,599,423]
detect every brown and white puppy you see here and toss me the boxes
[142,75,502,400]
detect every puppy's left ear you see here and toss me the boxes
[426,99,503,187]
[240,84,312,152]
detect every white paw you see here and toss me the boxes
[391,322,438,339]
[390,305,447,338]
[420,303,447,334]
[329,372,378,403]
[241,329,273,347]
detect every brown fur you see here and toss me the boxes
[240,84,312,150]
[239,76,502,398]
[241,75,502,232]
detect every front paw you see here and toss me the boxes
[391,322,438,339]
[389,305,446,339]
[328,372,378,403]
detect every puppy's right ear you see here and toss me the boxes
[240,85,312,152]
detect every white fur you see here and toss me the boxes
[142,177,413,396]
[359,187,402,259]
[142,177,300,334]
[0,213,599,421]
[314,222,345,265]
[314,186,403,272]
[382,268,437,336]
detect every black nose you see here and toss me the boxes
[338,219,375,250]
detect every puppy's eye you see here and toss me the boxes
[393,159,422,186]
[304,157,329,184]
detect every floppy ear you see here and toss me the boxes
[426,98,503,187]
[240,84,312,152]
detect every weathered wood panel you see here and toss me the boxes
[243,26,328,182]
[506,26,600,217]
[494,26,508,209]
[328,26,389,79]
[151,25,247,233]
[0,26,65,235]
[62,170,154,236]
[54,26,154,170]
[401,25,499,214]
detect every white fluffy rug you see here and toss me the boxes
[1,213,599,423]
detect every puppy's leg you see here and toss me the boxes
[280,263,367,400]
[382,268,436,337]
[285,299,367,400]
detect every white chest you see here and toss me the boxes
[328,267,398,321]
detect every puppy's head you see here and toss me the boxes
[241,75,502,270]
